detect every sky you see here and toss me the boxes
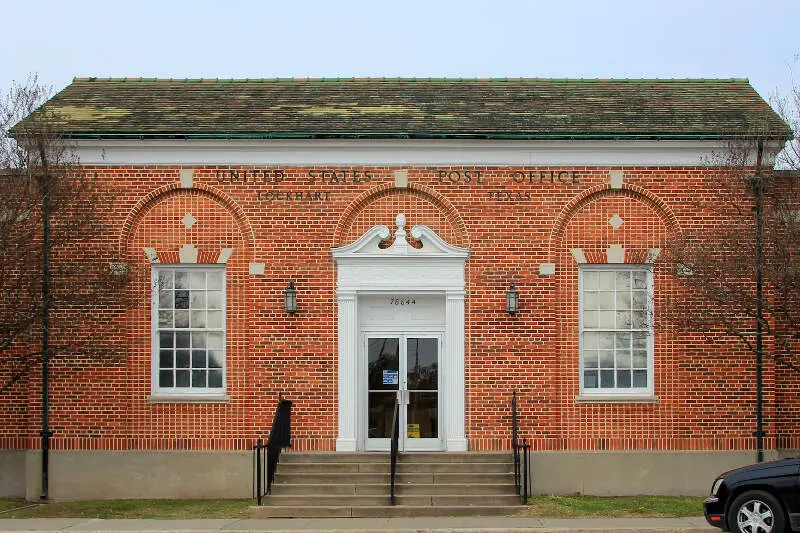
[1,0,799,106]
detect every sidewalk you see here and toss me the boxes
[0,516,717,533]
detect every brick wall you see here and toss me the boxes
[0,165,786,452]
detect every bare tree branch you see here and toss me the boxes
[0,74,130,393]
[663,76,800,372]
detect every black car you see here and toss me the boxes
[705,458,800,533]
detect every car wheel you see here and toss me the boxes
[728,490,786,533]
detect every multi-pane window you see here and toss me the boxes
[579,265,653,395]
[152,266,225,394]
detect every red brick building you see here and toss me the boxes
[0,78,794,499]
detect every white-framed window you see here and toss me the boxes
[151,265,226,396]
[579,264,653,396]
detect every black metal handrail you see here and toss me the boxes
[253,439,267,505]
[389,395,400,505]
[512,391,519,490]
[511,391,532,503]
[520,439,531,503]
[253,393,292,505]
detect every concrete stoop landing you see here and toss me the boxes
[250,452,523,518]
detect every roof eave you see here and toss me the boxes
[53,131,793,142]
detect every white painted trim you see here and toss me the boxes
[394,169,408,188]
[217,248,234,264]
[143,248,159,264]
[179,244,198,263]
[150,265,227,399]
[70,138,780,167]
[333,218,469,452]
[575,395,659,403]
[444,290,467,452]
[571,248,587,264]
[333,225,391,256]
[336,290,358,452]
[333,222,470,260]
[179,168,194,188]
[606,245,625,264]
[609,170,624,188]
[646,248,662,264]
[578,264,654,398]
[147,394,230,403]
[539,263,556,276]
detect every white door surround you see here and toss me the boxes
[332,214,470,452]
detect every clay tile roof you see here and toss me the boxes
[19,77,791,140]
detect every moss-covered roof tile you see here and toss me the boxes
[21,77,791,140]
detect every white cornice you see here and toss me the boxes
[332,216,470,260]
[70,138,781,167]
[332,215,469,293]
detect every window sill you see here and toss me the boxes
[148,394,230,404]
[575,395,659,404]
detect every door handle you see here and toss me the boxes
[396,390,409,405]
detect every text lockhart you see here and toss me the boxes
[256,190,331,202]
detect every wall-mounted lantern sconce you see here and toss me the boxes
[506,282,519,315]
[284,281,297,314]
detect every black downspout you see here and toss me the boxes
[754,139,765,463]
[40,166,53,499]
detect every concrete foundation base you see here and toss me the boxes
[530,450,785,496]
[17,450,252,501]
[1,448,790,500]
[0,450,26,497]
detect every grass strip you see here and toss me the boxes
[0,499,252,519]
[519,495,705,518]
[0,499,30,513]
[0,495,705,519]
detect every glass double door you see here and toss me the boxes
[366,335,441,451]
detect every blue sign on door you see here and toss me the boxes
[383,370,399,385]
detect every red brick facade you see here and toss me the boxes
[2,163,794,455]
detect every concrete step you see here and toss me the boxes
[395,461,513,474]
[261,494,522,507]
[279,452,512,464]
[276,462,378,474]
[273,482,517,496]
[276,460,512,474]
[274,472,387,484]
[257,452,522,518]
[393,483,518,496]
[274,471,515,485]
[261,495,427,506]
[279,452,387,463]
[424,472,515,483]
[270,483,386,495]
[398,452,512,463]
[250,504,521,518]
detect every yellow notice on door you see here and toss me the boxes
[407,424,420,439]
